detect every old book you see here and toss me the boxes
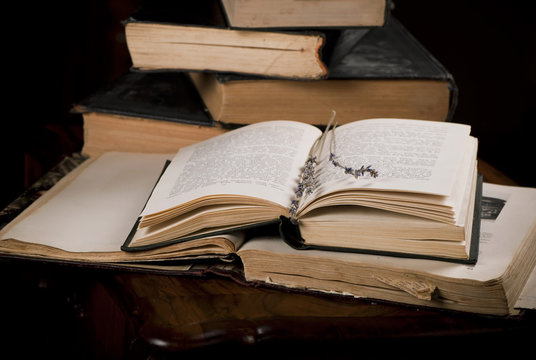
[124,117,480,263]
[516,264,536,310]
[73,71,229,157]
[220,0,391,28]
[0,153,245,264]
[0,152,534,316]
[238,181,536,315]
[190,17,457,125]
[124,0,349,80]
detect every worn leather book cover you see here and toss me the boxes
[74,71,215,127]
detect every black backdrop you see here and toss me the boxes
[3,0,535,208]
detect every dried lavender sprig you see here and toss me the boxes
[289,111,338,221]
[289,111,378,221]
[290,112,340,221]
[329,121,378,179]
[289,155,318,219]
[329,152,379,179]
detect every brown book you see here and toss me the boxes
[124,0,342,80]
[73,71,229,157]
[190,18,457,126]
[220,0,391,28]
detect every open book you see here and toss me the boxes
[0,152,534,316]
[124,117,480,263]
[0,153,244,264]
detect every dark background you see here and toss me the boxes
[0,1,534,358]
[3,0,535,209]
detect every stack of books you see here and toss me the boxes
[76,0,456,156]
[1,0,535,316]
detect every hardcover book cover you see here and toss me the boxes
[74,71,214,127]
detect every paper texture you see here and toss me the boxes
[0,153,170,252]
[141,121,321,215]
[314,118,472,196]
[516,266,536,309]
[242,182,536,282]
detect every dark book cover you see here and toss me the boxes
[327,17,454,80]
[73,71,215,127]
[328,16,458,120]
[215,17,458,120]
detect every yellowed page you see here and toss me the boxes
[241,183,536,283]
[312,118,472,197]
[0,153,170,252]
[516,266,536,309]
[141,121,321,217]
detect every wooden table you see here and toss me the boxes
[86,158,536,358]
[104,271,535,359]
[1,158,534,359]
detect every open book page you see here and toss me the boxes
[0,153,172,253]
[0,153,170,253]
[141,121,322,217]
[240,183,536,283]
[0,152,245,259]
[309,118,472,199]
[449,137,478,226]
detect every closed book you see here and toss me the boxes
[73,71,228,157]
[123,117,480,264]
[220,0,391,29]
[190,17,457,126]
[123,0,355,80]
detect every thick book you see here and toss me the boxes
[73,71,229,157]
[0,152,534,316]
[123,0,356,80]
[238,180,536,315]
[220,0,391,29]
[0,153,246,264]
[190,17,457,125]
[123,117,480,263]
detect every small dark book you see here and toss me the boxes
[73,71,228,157]
[190,17,457,126]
